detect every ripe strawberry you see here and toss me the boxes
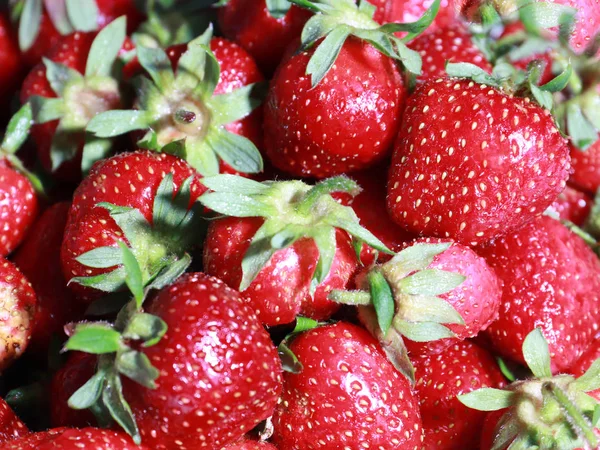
[222,437,277,450]
[0,257,36,371]
[0,427,148,449]
[478,215,600,372]
[272,321,423,449]
[89,30,265,178]
[0,397,28,444]
[569,137,600,194]
[61,151,205,301]
[217,0,311,75]
[13,202,84,353]
[371,0,460,30]
[408,24,492,80]
[201,175,391,326]
[387,74,571,246]
[550,185,592,226]
[413,340,505,449]
[20,19,128,182]
[0,12,23,106]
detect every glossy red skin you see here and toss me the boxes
[0,13,23,105]
[413,340,506,450]
[222,437,278,450]
[0,258,36,371]
[478,215,600,372]
[0,397,28,444]
[61,151,205,302]
[50,352,97,429]
[570,338,600,401]
[13,202,84,353]
[387,78,571,246]
[126,273,282,449]
[217,0,311,76]
[0,427,147,450]
[0,161,38,256]
[264,37,406,178]
[546,0,599,54]
[569,137,600,194]
[371,0,460,30]
[272,322,423,449]
[408,24,492,80]
[551,185,592,226]
[203,217,358,326]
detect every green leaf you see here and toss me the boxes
[266,0,292,18]
[70,266,127,292]
[393,38,422,75]
[293,316,320,334]
[393,318,454,342]
[194,45,220,100]
[117,350,160,389]
[66,0,99,32]
[137,45,175,92]
[529,83,554,111]
[119,243,144,308]
[328,289,373,305]
[210,81,268,126]
[206,129,264,174]
[380,0,440,40]
[496,357,517,383]
[44,0,73,35]
[99,203,152,253]
[574,359,600,393]
[539,64,572,93]
[522,328,553,378]
[278,342,303,373]
[240,220,283,290]
[29,96,65,124]
[594,404,600,427]
[175,26,215,92]
[397,295,464,325]
[358,0,376,18]
[2,103,33,154]
[311,227,337,291]
[183,138,220,177]
[76,246,123,269]
[19,0,42,51]
[446,62,498,86]
[49,126,81,171]
[567,103,598,150]
[387,242,452,276]
[64,323,122,354]
[400,269,466,296]
[299,176,361,210]
[368,271,395,335]
[199,192,275,218]
[85,16,126,77]
[103,372,141,444]
[300,15,336,50]
[123,313,168,347]
[326,208,392,255]
[147,254,191,291]
[307,25,351,87]
[68,370,105,409]
[87,110,150,138]
[81,136,113,175]
[518,1,577,30]
[458,388,516,411]
[200,174,269,195]
[43,58,83,96]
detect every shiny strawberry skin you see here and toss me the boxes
[203,217,358,326]
[551,185,592,226]
[264,37,406,178]
[221,437,278,450]
[478,215,600,372]
[126,273,282,449]
[413,340,506,450]
[548,0,599,54]
[0,13,23,105]
[569,137,600,194]
[0,397,28,444]
[217,0,311,75]
[387,78,571,246]
[371,0,460,29]
[272,322,422,449]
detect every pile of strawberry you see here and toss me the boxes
[0,0,600,449]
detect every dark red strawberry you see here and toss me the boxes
[0,427,148,449]
[0,258,36,371]
[569,137,600,194]
[61,151,205,302]
[387,74,571,246]
[201,175,391,326]
[478,215,600,372]
[0,12,23,107]
[13,202,84,353]
[413,340,505,450]
[272,321,422,449]
[551,185,592,226]
[217,0,311,75]
[221,437,277,450]
[20,19,129,182]
[90,30,265,178]
[0,397,28,444]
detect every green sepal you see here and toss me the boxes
[81,136,113,175]
[497,357,517,383]
[311,227,337,291]
[119,242,145,308]
[18,0,43,51]
[490,413,520,450]
[399,269,465,297]
[137,45,176,93]
[385,242,451,276]
[123,313,168,347]
[205,128,264,174]
[328,289,373,305]
[102,371,141,444]
[393,318,455,342]
[75,245,123,269]
[457,388,516,411]
[368,270,394,335]
[278,342,303,373]
[66,0,99,32]
[397,295,464,325]
[29,96,65,124]
[239,220,282,290]
[85,16,127,78]
[209,82,268,127]
[49,124,80,171]
[567,103,598,150]
[446,62,499,87]
[43,58,83,97]
[87,110,151,138]
[64,323,122,354]
[70,266,127,292]
[97,203,151,249]
[146,254,192,291]
[522,328,553,378]
[200,174,269,195]
[44,0,72,35]
[68,369,106,410]
[116,350,160,389]
[266,0,292,18]
[1,103,33,154]
[517,1,577,30]
[174,26,216,94]
[573,359,600,393]
[306,25,351,87]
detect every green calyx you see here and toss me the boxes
[29,17,127,175]
[200,174,392,292]
[290,0,440,86]
[330,242,466,383]
[459,329,600,450]
[87,26,266,177]
[278,316,321,374]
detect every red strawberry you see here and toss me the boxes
[217,0,311,75]
[0,13,23,106]
[272,321,423,449]
[387,75,571,246]
[91,31,265,178]
[570,337,600,402]
[201,175,391,326]
[408,24,492,80]
[20,20,129,182]
[569,137,600,194]
[222,437,278,450]
[13,202,84,353]
[371,0,460,30]
[551,185,592,226]
[0,397,28,444]
[61,150,205,301]
[478,215,600,372]
[0,427,147,449]
[0,258,36,371]
[413,340,506,449]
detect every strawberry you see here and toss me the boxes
[61,150,205,302]
[0,257,36,371]
[217,0,312,75]
[461,329,600,450]
[371,0,460,30]
[20,19,128,182]
[478,215,600,372]
[569,138,600,194]
[88,29,266,178]
[387,70,571,246]
[201,175,391,326]
[13,202,84,353]
[64,273,282,449]
[550,185,592,226]
[222,437,277,450]
[0,12,23,107]
[0,427,148,449]
[413,340,506,449]
[272,321,422,449]
[0,397,28,444]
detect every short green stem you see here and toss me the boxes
[174,109,197,125]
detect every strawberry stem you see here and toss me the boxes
[174,109,197,125]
